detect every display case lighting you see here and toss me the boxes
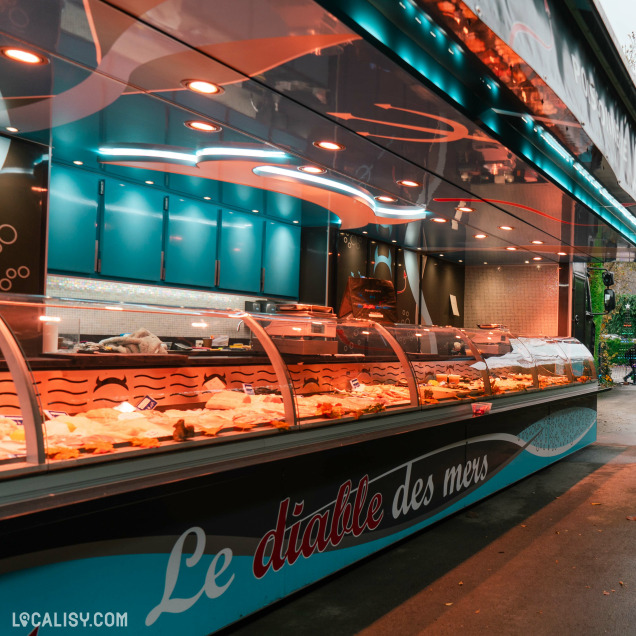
[182,79,223,95]
[0,47,48,65]
[313,141,345,151]
[185,120,221,132]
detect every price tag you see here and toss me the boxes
[136,396,158,411]
[242,383,255,395]
[350,378,361,391]
[114,401,137,413]
[44,409,68,419]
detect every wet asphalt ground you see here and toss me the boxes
[220,386,636,635]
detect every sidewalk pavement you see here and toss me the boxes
[220,386,636,636]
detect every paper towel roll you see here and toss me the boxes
[42,322,59,353]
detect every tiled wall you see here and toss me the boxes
[46,275,261,341]
[463,265,559,336]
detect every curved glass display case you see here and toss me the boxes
[0,294,596,475]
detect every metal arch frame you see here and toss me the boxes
[238,313,298,428]
[372,322,419,408]
[0,315,45,464]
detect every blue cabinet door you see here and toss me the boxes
[165,197,217,287]
[263,221,300,298]
[48,165,99,274]
[218,210,263,293]
[100,179,164,281]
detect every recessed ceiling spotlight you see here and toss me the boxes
[184,120,221,132]
[0,47,48,65]
[182,79,224,95]
[298,165,326,174]
[557,251,567,256]
[439,253,444,257]
[362,231,368,234]
[375,195,398,203]
[459,259,463,263]
[432,217,447,223]
[506,247,517,251]
[73,160,83,166]
[6,126,18,133]
[145,180,154,185]
[484,261,488,264]
[203,196,211,200]
[533,256,542,261]
[456,204,474,213]
[293,220,299,224]
[525,260,530,263]
[531,240,544,245]
[474,233,487,239]
[313,140,345,151]
[499,225,513,231]
[396,179,421,187]
[392,239,397,243]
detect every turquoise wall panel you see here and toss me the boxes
[218,210,263,293]
[100,179,164,281]
[48,165,99,274]
[221,182,264,213]
[165,197,217,287]
[263,221,300,297]
[265,191,302,223]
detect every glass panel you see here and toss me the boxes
[463,329,538,395]
[258,311,413,425]
[387,325,488,405]
[0,294,293,466]
[0,372,28,469]
[553,337,596,383]
[517,337,573,389]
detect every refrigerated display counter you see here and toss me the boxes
[0,295,598,635]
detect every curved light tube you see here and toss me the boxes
[253,165,428,220]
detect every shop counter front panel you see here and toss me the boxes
[0,390,597,635]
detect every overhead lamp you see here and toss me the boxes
[0,47,48,65]
[203,196,211,200]
[431,217,447,223]
[182,79,223,95]
[145,180,154,185]
[73,160,83,166]
[557,251,567,256]
[455,204,474,213]
[459,259,463,263]
[185,120,221,132]
[39,315,61,322]
[375,195,398,203]
[506,247,516,251]
[313,140,345,151]
[6,126,18,133]
[439,253,444,256]
[533,257,542,261]
[298,165,326,174]
[474,233,487,239]
[396,179,421,187]
[499,225,513,231]
[531,240,544,245]
[191,321,208,328]
[392,240,397,243]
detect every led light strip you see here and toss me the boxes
[253,165,428,219]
